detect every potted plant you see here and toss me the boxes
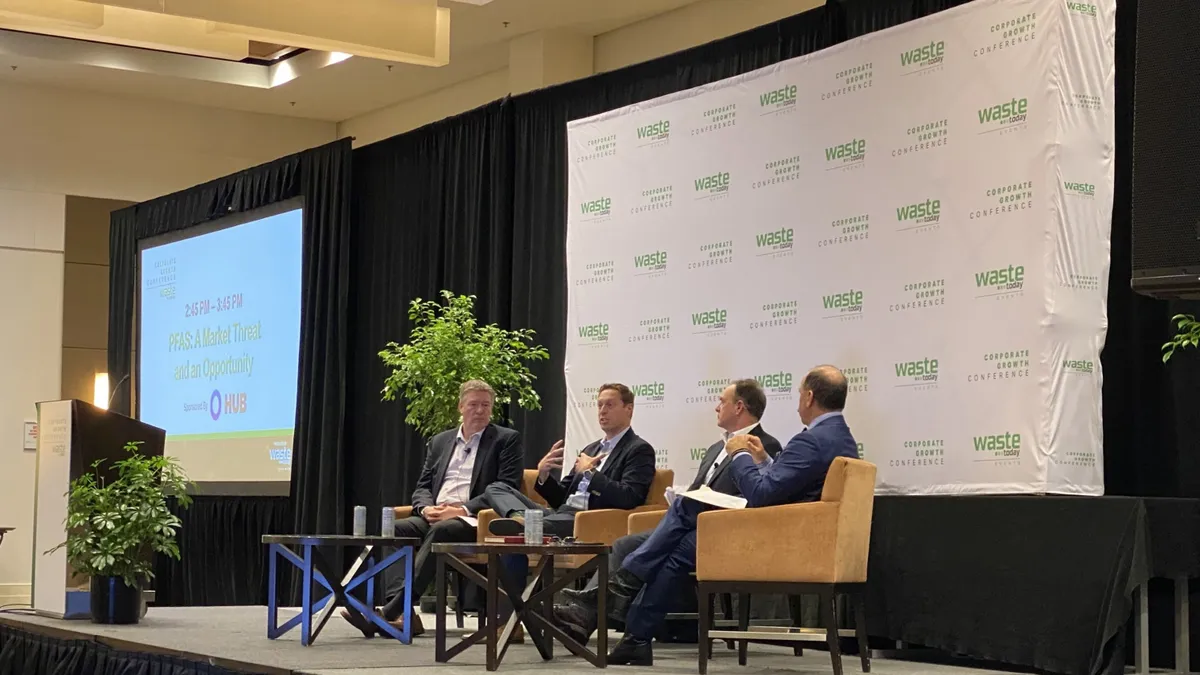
[1163,314,1200,362]
[379,290,550,436]
[47,441,192,624]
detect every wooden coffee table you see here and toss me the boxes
[433,541,610,671]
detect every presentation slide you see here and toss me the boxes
[139,207,302,482]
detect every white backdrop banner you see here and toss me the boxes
[564,0,1114,495]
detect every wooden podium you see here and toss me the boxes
[31,400,165,619]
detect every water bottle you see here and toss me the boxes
[353,505,366,536]
[381,506,395,537]
[524,509,543,545]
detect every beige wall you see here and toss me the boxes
[338,0,822,147]
[62,197,133,406]
[0,80,336,201]
[594,0,823,72]
[0,82,335,604]
[0,188,65,607]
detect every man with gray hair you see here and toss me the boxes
[342,379,524,637]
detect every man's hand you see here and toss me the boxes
[427,504,468,523]
[421,505,447,523]
[574,451,608,474]
[538,441,565,480]
[728,435,769,464]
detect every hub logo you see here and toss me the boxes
[1066,1,1097,16]
[822,289,864,317]
[895,198,941,226]
[577,323,609,345]
[894,358,939,385]
[692,308,728,333]
[977,97,1028,130]
[694,171,731,198]
[1062,358,1094,374]
[636,120,670,142]
[579,196,612,219]
[973,431,1021,457]
[755,227,794,253]
[223,391,247,415]
[900,40,945,69]
[634,250,668,273]
[1064,181,1095,198]
[975,264,1025,295]
[631,382,666,405]
[759,84,797,112]
[825,138,866,165]
[209,389,222,421]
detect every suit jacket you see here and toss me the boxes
[687,424,783,495]
[410,423,524,515]
[729,415,858,507]
[536,429,656,511]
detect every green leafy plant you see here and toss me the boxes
[379,290,550,437]
[47,441,192,587]
[1163,314,1200,362]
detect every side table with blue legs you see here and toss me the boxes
[262,535,420,646]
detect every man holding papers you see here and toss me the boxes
[554,378,782,641]
[572,365,858,666]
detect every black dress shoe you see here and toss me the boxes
[608,635,653,666]
[488,518,524,536]
[553,602,597,643]
[561,585,599,607]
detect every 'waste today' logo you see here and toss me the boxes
[821,288,864,321]
[759,83,798,115]
[894,358,939,389]
[576,322,609,347]
[691,308,728,336]
[974,264,1025,300]
[977,97,1029,135]
[694,171,731,200]
[636,119,670,146]
[899,39,945,74]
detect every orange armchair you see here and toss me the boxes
[477,468,674,568]
[695,456,877,675]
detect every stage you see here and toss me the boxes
[0,606,1015,675]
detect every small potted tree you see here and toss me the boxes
[379,290,550,436]
[1163,313,1200,362]
[48,441,191,624]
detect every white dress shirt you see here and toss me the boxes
[435,426,482,506]
[704,422,759,485]
[565,427,629,510]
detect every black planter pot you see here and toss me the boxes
[90,575,140,624]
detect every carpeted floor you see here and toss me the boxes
[0,606,1017,675]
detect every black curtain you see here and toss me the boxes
[0,626,239,675]
[152,497,291,606]
[107,139,353,604]
[345,5,838,512]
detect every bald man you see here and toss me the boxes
[568,366,860,666]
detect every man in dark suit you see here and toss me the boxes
[484,382,656,538]
[552,378,782,643]
[341,379,523,637]
[607,365,859,665]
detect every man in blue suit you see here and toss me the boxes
[598,365,859,665]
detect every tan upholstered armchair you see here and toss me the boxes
[477,468,674,568]
[695,456,878,675]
